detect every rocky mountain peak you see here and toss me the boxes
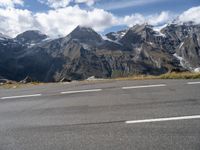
[105,30,127,42]
[129,23,153,32]
[68,25,102,43]
[15,30,48,45]
[119,24,157,49]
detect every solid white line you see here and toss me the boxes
[122,84,166,89]
[126,115,200,124]
[61,89,102,94]
[0,94,42,100]
[187,81,200,85]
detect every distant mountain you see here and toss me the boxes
[15,30,48,46]
[0,23,199,82]
[105,29,127,42]
[0,33,11,40]
[68,26,103,43]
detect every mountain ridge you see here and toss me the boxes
[0,23,199,82]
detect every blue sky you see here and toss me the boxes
[0,0,200,37]
[108,0,200,15]
[23,0,200,15]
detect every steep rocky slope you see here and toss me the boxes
[161,23,200,70]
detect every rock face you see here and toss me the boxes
[0,23,199,82]
[105,30,127,41]
[15,30,48,46]
[161,23,200,70]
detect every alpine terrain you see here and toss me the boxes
[0,23,200,82]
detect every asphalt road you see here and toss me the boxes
[0,79,200,150]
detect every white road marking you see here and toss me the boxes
[126,115,200,124]
[122,84,166,89]
[61,89,102,94]
[187,81,200,85]
[1,94,42,100]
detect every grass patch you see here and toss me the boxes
[114,75,157,80]
[1,72,200,89]
[159,72,200,79]
[115,72,200,80]
[0,82,44,89]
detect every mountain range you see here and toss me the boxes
[0,23,200,82]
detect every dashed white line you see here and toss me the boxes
[125,115,200,124]
[0,94,42,100]
[187,81,200,85]
[61,89,102,94]
[1,81,198,99]
[122,84,166,90]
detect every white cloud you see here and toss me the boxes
[0,8,35,37]
[1,0,192,39]
[35,6,117,37]
[39,0,97,8]
[0,0,24,8]
[0,5,116,37]
[41,0,71,9]
[147,11,171,26]
[75,0,95,6]
[177,6,200,24]
[122,13,146,27]
[121,11,172,27]
[0,5,174,38]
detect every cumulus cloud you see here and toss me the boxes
[0,0,24,8]
[39,0,71,9]
[177,6,200,24]
[121,11,171,27]
[0,5,116,37]
[122,13,146,27]
[2,3,199,38]
[147,11,171,26]
[34,9,172,37]
[0,8,35,37]
[35,6,117,37]
[0,6,173,37]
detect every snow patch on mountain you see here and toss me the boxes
[112,31,127,40]
[173,53,193,71]
[179,42,184,49]
[194,68,200,73]
[153,24,167,37]
[102,35,122,45]
[105,30,127,42]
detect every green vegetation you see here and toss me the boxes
[0,82,43,89]
[115,72,200,80]
[159,72,200,79]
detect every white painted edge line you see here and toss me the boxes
[125,115,200,124]
[61,89,102,94]
[0,94,42,100]
[187,81,200,85]
[122,84,166,90]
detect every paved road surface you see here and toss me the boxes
[0,79,200,150]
